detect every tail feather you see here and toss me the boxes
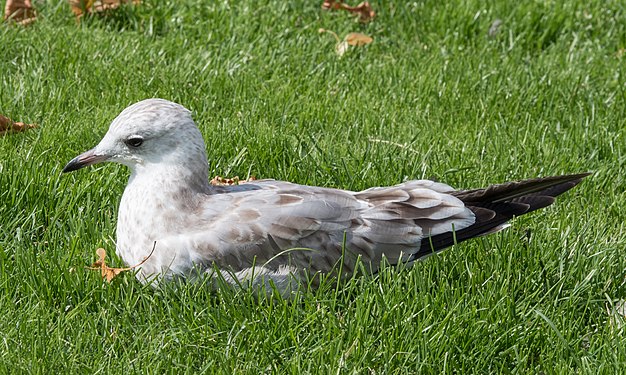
[411,173,590,261]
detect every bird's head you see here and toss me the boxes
[62,99,208,175]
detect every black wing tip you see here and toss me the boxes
[570,171,592,178]
[558,172,592,187]
[548,171,591,185]
[530,172,591,199]
[452,172,591,203]
[411,172,591,260]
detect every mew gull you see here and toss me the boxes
[63,99,589,294]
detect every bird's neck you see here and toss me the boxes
[128,158,211,195]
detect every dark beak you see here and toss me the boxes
[62,148,109,173]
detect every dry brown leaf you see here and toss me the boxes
[87,243,156,282]
[344,32,373,46]
[3,0,37,26]
[210,175,257,186]
[321,0,342,10]
[69,0,139,18]
[320,29,373,57]
[321,0,375,23]
[0,114,37,135]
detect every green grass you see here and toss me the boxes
[1,0,625,373]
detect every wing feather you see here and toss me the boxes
[184,180,475,276]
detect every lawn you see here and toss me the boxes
[0,0,625,373]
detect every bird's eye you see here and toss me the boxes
[125,137,144,148]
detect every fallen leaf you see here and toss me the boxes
[3,0,37,26]
[322,0,375,23]
[69,0,139,19]
[87,243,156,282]
[320,29,373,57]
[68,0,94,17]
[210,175,257,186]
[0,114,37,135]
[321,0,343,10]
[344,32,373,46]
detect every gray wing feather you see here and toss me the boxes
[188,180,475,276]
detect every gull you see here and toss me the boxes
[63,99,589,294]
